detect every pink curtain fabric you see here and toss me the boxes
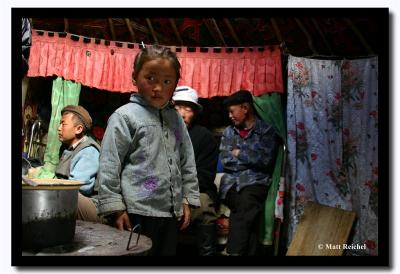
[28,30,284,97]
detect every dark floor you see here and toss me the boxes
[176,227,282,256]
[176,241,277,256]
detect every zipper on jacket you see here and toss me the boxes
[159,110,163,128]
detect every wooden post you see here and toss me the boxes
[145,18,158,44]
[108,18,116,41]
[63,18,69,33]
[311,18,334,56]
[270,18,283,43]
[294,17,318,55]
[169,18,184,46]
[124,18,136,42]
[343,18,374,55]
[223,18,242,46]
[203,18,226,47]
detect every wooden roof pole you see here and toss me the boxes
[124,18,136,42]
[343,18,374,55]
[311,18,334,56]
[169,18,184,46]
[294,17,318,55]
[202,19,219,46]
[63,18,69,32]
[223,18,242,46]
[270,18,283,43]
[211,19,227,47]
[145,18,158,44]
[114,19,169,43]
[108,18,117,41]
[270,18,289,55]
[123,19,148,33]
[203,18,227,47]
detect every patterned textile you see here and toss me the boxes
[286,56,379,255]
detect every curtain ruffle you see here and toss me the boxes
[28,30,283,97]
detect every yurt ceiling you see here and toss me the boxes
[28,12,384,58]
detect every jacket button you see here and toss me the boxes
[169,159,172,165]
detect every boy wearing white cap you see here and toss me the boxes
[173,86,219,256]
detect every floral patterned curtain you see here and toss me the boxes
[286,55,378,255]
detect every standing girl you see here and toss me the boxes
[97,45,200,256]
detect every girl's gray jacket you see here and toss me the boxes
[97,94,200,218]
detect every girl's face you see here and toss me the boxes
[133,58,178,109]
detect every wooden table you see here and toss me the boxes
[22,220,152,256]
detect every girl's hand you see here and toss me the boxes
[114,210,132,231]
[180,203,191,230]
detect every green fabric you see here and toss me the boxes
[38,77,81,179]
[253,93,286,139]
[252,93,286,245]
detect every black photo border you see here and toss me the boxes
[12,7,390,268]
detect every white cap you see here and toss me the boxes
[172,86,203,112]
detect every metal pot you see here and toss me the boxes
[22,179,82,250]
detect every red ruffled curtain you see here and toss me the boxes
[178,47,283,97]
[28,30,283,97]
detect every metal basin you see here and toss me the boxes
[22,179,82,250]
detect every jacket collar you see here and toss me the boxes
[68,135,87,150]
[233,117,263,136]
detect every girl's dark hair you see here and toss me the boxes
[133,45,181,81]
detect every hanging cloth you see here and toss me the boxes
[341,57,379,255]
[252,93,286,245]
[286,55,378,255]
[286,56,348,249]
[37,77,81,178]
[27,30,284,97]
[22,18,32,76]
